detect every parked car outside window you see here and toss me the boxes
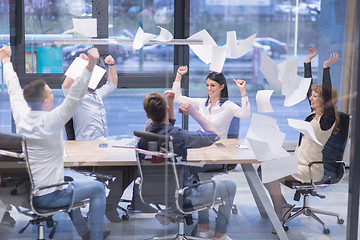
[255,37,288,59]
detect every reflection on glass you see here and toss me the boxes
[109,0,174,73]
[24,0,92,73]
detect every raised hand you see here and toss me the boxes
[305,48,317,63]
[179,102,194,116]
[323,53,339,68]
[177,65,188,76]
[0,46,12,64]
[104,55,115,66]
[233,79,247,96]
[86,48,99,71]
[164,90,175,103]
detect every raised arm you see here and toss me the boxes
[320,53,339,131]
[164,90,175,121]
[104,55,118,86]
[179,102,220,137]
[305,48,316,102]
[0,46,29,125]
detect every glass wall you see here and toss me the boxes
[0,0,357,239]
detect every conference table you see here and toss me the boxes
[64,138,289,240]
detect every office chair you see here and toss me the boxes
[134,130,220,240]
[283,111,350,234]
[0,131,89,240]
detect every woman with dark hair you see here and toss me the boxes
[172,66,250,138]
[262,48,340,232]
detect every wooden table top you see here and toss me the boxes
[63,138,258,167]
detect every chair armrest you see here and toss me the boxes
[175,180,217,215]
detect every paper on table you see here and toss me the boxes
[154,26,173,42]
[260,52,282,91]
[72,18,97,38]
[261,154,298,183]
[112,138,135,148]
[209,46,228,73]
[64,57,106,90]
[256,90,274,113]
[188,29,217,64]
[226,32,256,59]
[284,76,311,107]
[288,118,322,145]
[133,26,156,50]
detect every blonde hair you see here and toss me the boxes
[311,84,340,127]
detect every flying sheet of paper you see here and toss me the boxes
[154,26,173,42]
[188,29,217,64]
[261,154,298,183]
[245,113,286,156]
[260,52,282,91]
[278,56,298,96]
[226,32,256,59]
[209,46,228,73]
[65,57,106,90]
[256,90,274,113]
[72,18,97,38]
[288,118,322,145]
[133,26,156,50]
[284,76,311,107]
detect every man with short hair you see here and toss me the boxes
[0,46,108,240]
[141,90,236,240]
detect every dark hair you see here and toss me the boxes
[206,72,228,105]
[143,92,167,123]
[23,79,48,109]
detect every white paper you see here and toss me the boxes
[284,76,311,107]
[209,46,228,73]
[260,52,282,91]
[261,154,298,183]
[72,18,97,38]
[245,113,286,159]
[65,57,106,90]
[112,138,135,148]
[226,32,256,59]
[288,118,322,145]
[154,26,173,42]
[247,137,281,162]
[133,26,156,50]
[256,90,274,113]
[278,56,298,96]
[188,29,218,64]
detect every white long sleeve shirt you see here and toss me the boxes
[4,62,92,196]
[172,81,251,138]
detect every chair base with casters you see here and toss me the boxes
[284,180,345,235]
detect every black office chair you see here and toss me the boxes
[283,111,350,234]
[0,131,89,240]
[134,130,220,240]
